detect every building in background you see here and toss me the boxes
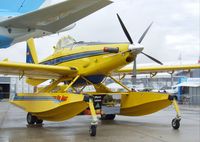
[0,76,33,99]
[106,69,200,105]
[177,78,200,105]
[0,68,199,105]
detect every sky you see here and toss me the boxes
[0,0,44,13]
[0,0,199,65]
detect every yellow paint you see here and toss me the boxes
[0,61,77,81]
[109,75,131,92]
[3,58,8,61]
[0,41,133,84]
[26,78,47,86]
[172,99,181,117]
[120,92,172,116]
[117,64,200,74]
[63,75,80,92]
[86,92,129,95]
[0,38,187,123]
[39,78,63,93]
[88,98,98,123]
[27,38,38,64]
[94,83,113,93]
[10,93,88,121]
[40,43,131,76]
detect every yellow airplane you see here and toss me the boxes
[0,14,199,137]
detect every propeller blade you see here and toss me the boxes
[141,51,163,65]
[132,59,137,85]
[138,22,153,44]
[117,13,133,44]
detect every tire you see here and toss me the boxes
[36,119,43,124]
[172,118,180,129]
[89,125,96,136]
[101,114,116,120]
[27,113,37,125]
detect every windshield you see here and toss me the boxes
[55,36,76,49]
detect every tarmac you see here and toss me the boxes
[0,100,199,142]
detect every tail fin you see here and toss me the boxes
[26,38,38,64]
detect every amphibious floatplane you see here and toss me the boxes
[0,14,199,136]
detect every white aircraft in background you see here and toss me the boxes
[0,0,112,48]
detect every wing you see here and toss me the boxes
[0,61,77,79]
[116,64,200,74]
[0,0,112,33]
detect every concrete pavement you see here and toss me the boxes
[0,102,199,142]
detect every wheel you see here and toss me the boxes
[27,113,37,125]
[36,119,43,124]
[89,125,96,136]
[172,118,180,129]
[107,114,116,120]
[101,114,116,120]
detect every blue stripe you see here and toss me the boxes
[41,50,108,65]
[14,95,62,103]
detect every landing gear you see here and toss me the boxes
[27,113,37,125]
[89,125,97,136]
[36,119,43,124]
[87,97,98,136]
[172,118,180,129]
[171,98,181,130]
[101,114,116,120]
[27,113,43,125]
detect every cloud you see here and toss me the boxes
[165,34,198,45]
[183,0,199,16]
[0,0,199,64]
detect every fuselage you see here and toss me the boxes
[0,25,51,48]
[38,42,142,85]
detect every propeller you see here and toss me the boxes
[137,21,163,65]
[117,14,133,44]
[116,13,163,85]
[140,52,163,65]
[138,22,153,44]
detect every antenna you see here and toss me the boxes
[18,0,26,12]
[178,51,182,65]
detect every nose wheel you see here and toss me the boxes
[101,114,116,120]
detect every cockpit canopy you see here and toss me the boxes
[54,35,128,51]
[55,35,76,50]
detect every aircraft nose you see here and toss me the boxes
[128,44,144,54]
